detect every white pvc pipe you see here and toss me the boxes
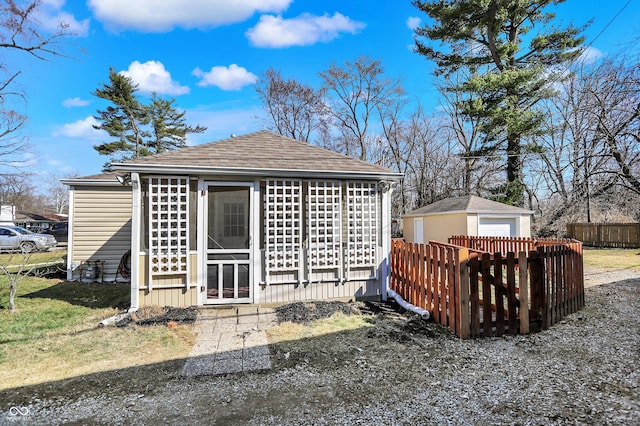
[387,288,431,320]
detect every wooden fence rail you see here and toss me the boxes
[390,237,584,339]
[449,235,578,255]
[567,223,640,248]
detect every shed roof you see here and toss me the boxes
[404,195,534,217]
[109,130,401,180]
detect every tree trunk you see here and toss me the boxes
[9,278,17,312]
[506,133,524,206]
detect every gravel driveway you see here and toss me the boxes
[2,266,638,425]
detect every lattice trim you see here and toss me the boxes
[307,180,342,270]
[148,176,189,278]
[346,181,379,268]
[264,180,302,272]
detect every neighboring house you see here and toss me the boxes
[63,131,401,310]
[403,195,534,244]
[0,205,15,225]
[15,212,67,231]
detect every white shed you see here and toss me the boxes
[402,195,534,244]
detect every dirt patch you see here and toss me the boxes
[274,300,362,324]
[1,269,638,425]
[116,306,197,327]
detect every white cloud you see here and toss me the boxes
[120,61,190,95]
[55,116,104,140]
[62,97,90,108]
[577,46,605,65]
[88,0,292,32]
[246,12,366,48]
[406,16,421,30]
[192,64,257,91]
[38,1,90,37]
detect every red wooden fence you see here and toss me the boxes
[449,235,577,255]
[390,237,584,339]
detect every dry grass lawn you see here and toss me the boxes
[583,247,640,271]
[0,277,195,391]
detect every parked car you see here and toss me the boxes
[45,222,68,243]
[0,226,57,253]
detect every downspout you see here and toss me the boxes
[129,172,141,313]
[381,180,430,319]
[387,287,431,319]
[381,181,392,302]
[66,186,75,281]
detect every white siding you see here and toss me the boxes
[70,186,132,281]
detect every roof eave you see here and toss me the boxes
[109,163,403,180]
[61,178,121,187]
[404,209,534,217]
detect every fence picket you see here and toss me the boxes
[506,252,517,335]
[518,251,529,334]
[447,248,456,331]
[390,237,584,339]
[481,253,493,337]
[470,254,480,338]
[494,252,505,337]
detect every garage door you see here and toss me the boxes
[478,218,515,237]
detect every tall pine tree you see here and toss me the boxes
[413,0,585,205]
[147,93,206,154]
[93,68,149,161]
[93,68,207,166]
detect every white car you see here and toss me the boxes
[0,226,58,253]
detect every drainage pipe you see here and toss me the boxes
[387,288,431,320]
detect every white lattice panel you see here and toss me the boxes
[346,181,378,268]
[307,181,342,270]
[264,180,302,272]
[148,176,189,277]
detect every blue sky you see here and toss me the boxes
[12,0,640,182]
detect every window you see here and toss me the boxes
[346,181,379,268]
[263,179,302,272]
[307,180,342,270]
[148,176,189,276]
[223,202,245,237]
[262,179,379,280]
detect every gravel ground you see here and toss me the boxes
[1,266,638,425]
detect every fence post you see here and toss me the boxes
[457,248,470,339]
[519,251,529,334]
[481,253,493,337]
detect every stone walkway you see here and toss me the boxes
[182,306,278,377]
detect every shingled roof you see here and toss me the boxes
[109,130,401,179]
[405,195,534,216]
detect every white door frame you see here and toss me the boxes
[200,181,256,305]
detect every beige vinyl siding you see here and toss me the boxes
[71,186,132,281]
[259,279,380,304]
[425,212,467,243]
[138,287,198,307]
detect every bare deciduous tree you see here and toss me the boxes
[0,0,74,171]
[587,57,640,196]
[320,56,404,161]
[255,68,328,142]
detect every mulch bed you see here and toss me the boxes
[274,301,362,324]
[116,306,198,327]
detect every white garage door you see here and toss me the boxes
[478,218,515,237]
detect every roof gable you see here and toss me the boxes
[109,130,400,179]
